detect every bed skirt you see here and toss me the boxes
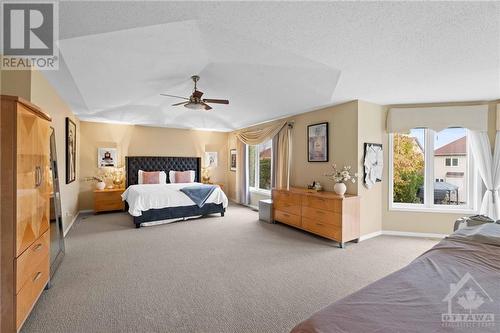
[133,203,225,227]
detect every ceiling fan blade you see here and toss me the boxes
[203,99,229,104]
[192,90,204,99]
[160,93,189,100]
[172,101,188,106]
[201,102,212,111]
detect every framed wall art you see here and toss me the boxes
[65,117,77,184]
[307,122,329,162]
[230,149,237,171]
[363,143,383,189]
[98,148,118,167]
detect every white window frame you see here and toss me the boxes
[389,128,480,214]
[247,142,273,195]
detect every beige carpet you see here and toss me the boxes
[22,204,437,333]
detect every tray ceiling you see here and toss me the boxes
[43,1,500,131]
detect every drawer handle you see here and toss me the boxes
[316,223,324,226]
[33,272,42,282]
[316,210,325,215]
[283,213,290,217]
[33,243,43,251]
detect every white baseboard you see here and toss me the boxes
[63,213,79,237]
[359,230,448,241]
[63,210,93,237]
[359,231,383,241]
[382,230,448,239]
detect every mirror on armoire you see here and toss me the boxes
[49,127,65,284]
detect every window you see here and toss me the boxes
[445,157,459,167]
[248,140,272,192]
[390,127,477,212]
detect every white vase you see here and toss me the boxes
[96,181,106,191]
[334,182,347,196]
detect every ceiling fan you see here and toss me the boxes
[160,75,229,111]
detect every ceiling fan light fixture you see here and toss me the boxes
[184,102,205,110]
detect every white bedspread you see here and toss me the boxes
[122,183,229,217]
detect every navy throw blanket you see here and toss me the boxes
[180,184,217,208]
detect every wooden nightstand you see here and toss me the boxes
[94,188,125,213]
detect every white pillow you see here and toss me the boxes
[138,170,167,184]
[169,170,177,183]
[169,170,195,183]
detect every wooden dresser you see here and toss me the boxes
[1,95,51,332]
[272,187,360,248]
[94,188,125,213]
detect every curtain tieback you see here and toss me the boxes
[488,189,498,204]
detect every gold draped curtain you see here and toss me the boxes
[235,120,292,195]
[235,121,287,146]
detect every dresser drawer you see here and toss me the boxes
[274,210,301,228]
[16,252,49,329]
[301,206,341,227]
[273,190,301,205]
[302,217,341,241]
[302,195,341,212]
[274,200,301,216]
[15,230,49,294]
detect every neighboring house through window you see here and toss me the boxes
[390,127,477,213]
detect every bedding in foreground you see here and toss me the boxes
[122,183,228,216]
[291,223,500,333]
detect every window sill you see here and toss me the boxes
[389,205,477,215]
[249,188,271,196]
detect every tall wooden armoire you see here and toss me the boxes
[1,95,51,332]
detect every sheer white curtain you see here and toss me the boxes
[470,131,500,219]
[236,140,248,205]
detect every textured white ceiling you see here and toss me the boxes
[44,1,500,131]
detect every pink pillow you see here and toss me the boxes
[175,171,194,183]
[142,171,160,184]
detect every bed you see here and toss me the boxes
[291,223,500,333]
[123,156,228,228]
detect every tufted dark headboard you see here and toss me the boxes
[125,156,201,187]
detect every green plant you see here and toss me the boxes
[393,133,425,203]
[393,171,423,203]
[259,158,271,189]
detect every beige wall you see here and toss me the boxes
[1,70,81,233]
[30,71,81,233]
[290,101,359,194]
[79,121,229,210]
[0,70,31,100]
[357,101,385,236]
[227,101,360,197]
[227,133,238,201]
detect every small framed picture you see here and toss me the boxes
[98,148,118,167]
[65,118,77,184]
[308,122,329,162]
[205,151,218,168]
[230,149,237,171]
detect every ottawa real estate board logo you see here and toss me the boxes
[1,1,59,70]
[442,272,496,329]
